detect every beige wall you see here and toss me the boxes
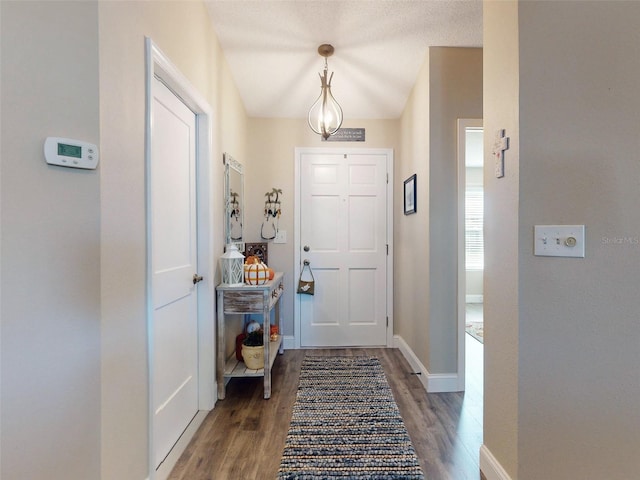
[245,118,399,336]
[1,2,101,479]
[99,1,247,478]
[483,1,520,477]
[429,47,482,372]
[397,47,482,375]
[396,51,431,364]
[484,1,640,478]
[517,2,640,478]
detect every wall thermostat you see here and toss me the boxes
[44,137,99,170]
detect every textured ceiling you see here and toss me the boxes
[205,1,482,120]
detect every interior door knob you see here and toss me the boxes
[303,245,310,252]
[193,274,203,284]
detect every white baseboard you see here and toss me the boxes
[427,373,462,392]
[283,335,296,350]
[393,335,428,390]
[393,335,460,393]
[466,294,483,303]
[479,444,513,480]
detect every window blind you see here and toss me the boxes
[465,187,484,270]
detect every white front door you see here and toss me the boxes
[298,150,390,347]
[151,77,199,469]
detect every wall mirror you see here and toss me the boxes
[224,152,244,249]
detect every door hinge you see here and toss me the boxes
[386,244,389,255]
[386,316,389,327]
[386,173,389,184]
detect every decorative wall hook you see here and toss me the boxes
[261,188,283,240]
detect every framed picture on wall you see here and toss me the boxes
[404,174,417,215]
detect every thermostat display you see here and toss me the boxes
[44,137,99,169]
[58,143,82,158]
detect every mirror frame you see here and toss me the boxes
[223,152,244,250]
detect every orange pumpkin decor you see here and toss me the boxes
[245,255,261,265]
[244,261,269,285]
[267,268,275,280]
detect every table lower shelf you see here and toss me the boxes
[223,335,283,378]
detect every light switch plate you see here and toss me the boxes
[273,229,287,244]
[534,225,585,257]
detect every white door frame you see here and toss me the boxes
[456,118,483,391]
[145,38,217,479]
[293,147,394,349]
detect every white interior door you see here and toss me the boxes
[299,151,389,347]
[151,77,199,469]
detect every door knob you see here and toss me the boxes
[303,245,310,252]
[193,274,203,284]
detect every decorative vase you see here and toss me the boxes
[241,344,264,369]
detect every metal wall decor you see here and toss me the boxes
[261,188,282,240]
[244,242,268,265]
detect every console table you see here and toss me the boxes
[216,272,284,400]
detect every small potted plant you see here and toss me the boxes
[241,330,264,369]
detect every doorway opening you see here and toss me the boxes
[457,119,483,394]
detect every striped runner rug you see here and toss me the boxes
[277,356,425,479]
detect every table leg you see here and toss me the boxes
[216,290,226,400]
[263,289,271,399]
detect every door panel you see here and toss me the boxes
[300,152,388,347]
[309,196,340,250]
[348,269,377,325]
[151,77,198,469]
[308,269,340,326]
[349,196,377,250]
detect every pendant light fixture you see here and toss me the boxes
[308,44,343,139]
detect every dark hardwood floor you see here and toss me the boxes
[168,344,483,480]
